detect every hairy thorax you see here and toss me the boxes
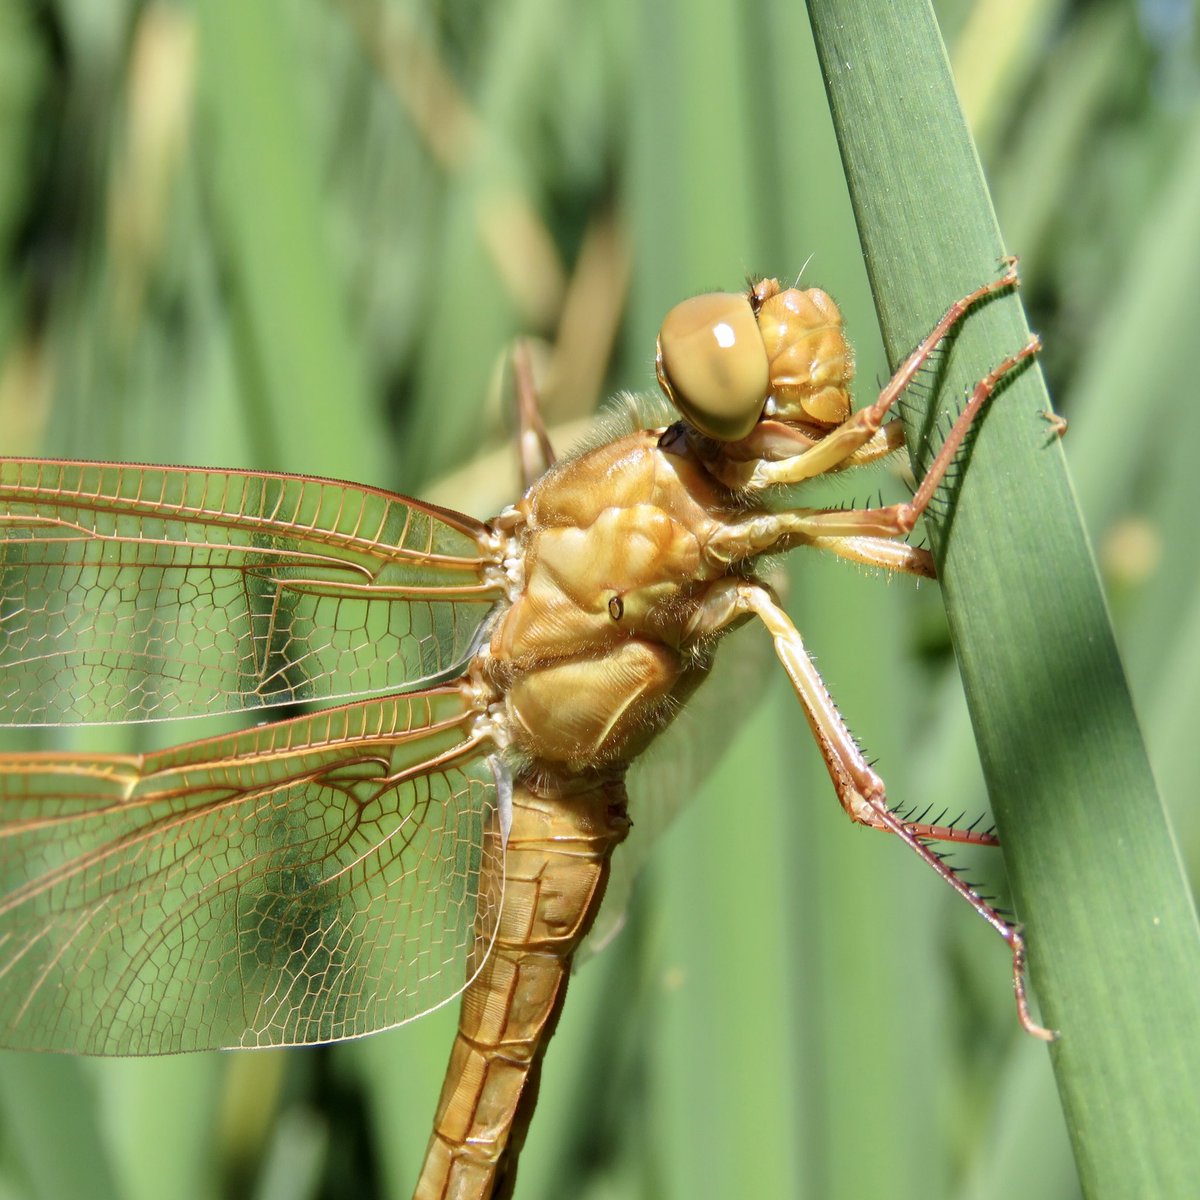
[485,428,741,772]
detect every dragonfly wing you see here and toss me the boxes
[0,689,503,1053]
[0,460,503,724]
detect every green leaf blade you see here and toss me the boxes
[806,2,1200,1195]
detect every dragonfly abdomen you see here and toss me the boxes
[415,777,629,1199]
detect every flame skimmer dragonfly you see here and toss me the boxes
[0,263,1049,1199]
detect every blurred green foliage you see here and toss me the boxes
[0,1,1197,1198]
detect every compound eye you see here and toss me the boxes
[656,292,769,441]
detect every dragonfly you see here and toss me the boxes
[0,261,1050,1200]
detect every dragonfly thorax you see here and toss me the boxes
[486,429,741,773]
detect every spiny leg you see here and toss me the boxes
[780,335,1041,540]
[686,577,1055,1040]
[787,534,935,579]
[691,580,996,845]
[708,334,1039,576]
[865,803,1053,1042]
[710,405,907,494]
[749,259,1022,490]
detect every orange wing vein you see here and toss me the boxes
[0,459,504,724]
[0,690,503,1054]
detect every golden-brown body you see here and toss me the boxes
[0,267,1044,1200]
[414,266,1047,1196]
[413,277,874,1193]
[417,426,742,1196]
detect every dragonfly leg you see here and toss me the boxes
[788,535,934,579]
[688,580,977,841]
[688,578,1055,1040]
[1040,408,1068,440]
[768,335,1041,541]
[747,260,1022,490]
[709,507,938,579]
[856,797,1056,1041]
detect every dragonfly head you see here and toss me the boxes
[656,279,855,444]
[655,290,768,441]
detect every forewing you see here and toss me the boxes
[0,689,503,1053]
[0,460,503,724]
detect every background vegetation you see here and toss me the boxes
[1,1,1197,1198]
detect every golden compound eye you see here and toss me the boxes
[607,595,624,621]
[655,292,769,441]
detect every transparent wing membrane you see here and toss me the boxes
[0,689,502,1053]
[0,460,503,724]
